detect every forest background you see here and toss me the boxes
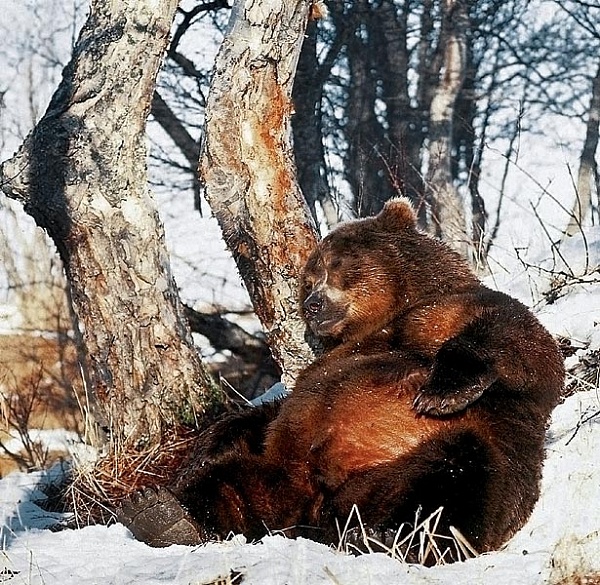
[0,0,598,582]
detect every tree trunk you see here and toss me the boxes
[372,0,426,219]
[0,0,217,452]
[425,0,469,258]
[564,59,600,239]
[199,0,319,386]
[454,51,488,267]
[335,1,395,217]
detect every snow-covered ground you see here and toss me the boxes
[0,228,598,584]
[0,386,598,584]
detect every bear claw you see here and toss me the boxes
[413,383,487,416]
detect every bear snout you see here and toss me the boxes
[303,291,325,316]
[303,289,349,338]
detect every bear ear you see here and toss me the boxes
[374,197,418,232]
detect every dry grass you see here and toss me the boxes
[0,334,84,475]
[336,504,478,566]
[0,332,234,529]
[200,572,245,585]
[564,348,600,399]
[555,576,600,585]
[65,426,198,527]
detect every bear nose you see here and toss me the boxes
[303,291,324,315]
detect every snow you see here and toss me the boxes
[0,2,599,583]
[0,304,22,333]
[1,430,83,456]
[0,383,598,584]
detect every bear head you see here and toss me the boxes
[300,197,477,343]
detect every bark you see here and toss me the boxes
[454,48,488,267]
[425,0,470,258]
[564,59,600,238]
[199,0,319,386]
[0,0,217,451]
[334,0,394,217]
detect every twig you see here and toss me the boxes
[566,409,600,447]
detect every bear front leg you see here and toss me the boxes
[413,335,496,416]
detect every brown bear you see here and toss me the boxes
[117,198,565,563]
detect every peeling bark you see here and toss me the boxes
[0,0,217,451]
[200,0,319,386]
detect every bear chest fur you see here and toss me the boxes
[262,349,459,490]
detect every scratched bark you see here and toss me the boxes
[200,0,319,386]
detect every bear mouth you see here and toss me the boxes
[307,315,346,338]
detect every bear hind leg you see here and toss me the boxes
[175,452,310,543]
[329,431,497,563]
[116,486,204,547]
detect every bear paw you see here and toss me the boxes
[413,338,497,416]
[116,486,204,547]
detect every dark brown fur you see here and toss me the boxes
[119,198,564,563]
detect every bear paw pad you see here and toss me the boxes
[116,486,203,547]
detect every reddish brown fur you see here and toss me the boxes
[120,198,565,564]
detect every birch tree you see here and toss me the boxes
[425,0,469,257]
[565,59,600,238]
[0,0,217,452]
[199,0,319,386]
